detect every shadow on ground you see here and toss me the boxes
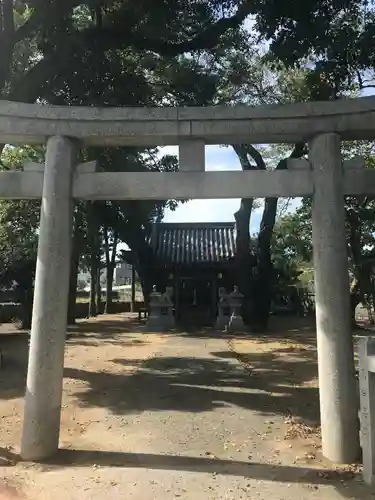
[0,316,146,400]
[0,316,320,423]
[64,354,319,423]
[0,315,369,498]
[223,317,321,426]
[67,317,140,336]
[0,335,28,400]
[26,448,370,500]
[63,319,320,424]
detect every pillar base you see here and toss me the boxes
[227,313,245,332]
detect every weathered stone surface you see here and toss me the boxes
[286,158,311,170]
[310,133,360,464]
[73,170,314,200]
[344,155,365,169]
[0,171,44,199]
[2,97,375,145]
[179,139,205,171]
[0,166,375,201]
[21,136,77,461]
[215,287,230,331]
[227,287,245,333]
[146,289,175,332]
[23,160,97,172]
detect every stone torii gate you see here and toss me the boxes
[2,98,375,465]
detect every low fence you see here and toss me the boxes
[0,301,145,324]
[76,290,143,301]
[271,287,315,316]
[0,288,144,303]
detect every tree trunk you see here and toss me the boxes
[251,145,305,332]
[234,198,254,324]
[254,197,278,331]
[347,205,367,327]
[67,229,81,324]
[103,227,118,314]
[350,288,360,327]
[131,264,136,312]
[105,269,114,314]
[89,261,97,317]
[138,264,153,305]
[232,144,259,327]
[96,266,102,315]
[20,285,33,330]
[67,254,79,325]
[87,201,99,317]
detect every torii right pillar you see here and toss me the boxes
[310,133,360,463]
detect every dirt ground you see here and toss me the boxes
[0,314,373,499]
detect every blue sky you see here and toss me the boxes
[162,145,277,233]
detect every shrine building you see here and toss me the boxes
[148,222,247,326]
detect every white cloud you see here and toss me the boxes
[161,145,242,224]
[166,198,240,223]
[158,145,178,156]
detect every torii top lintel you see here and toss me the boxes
[1,97,375,146]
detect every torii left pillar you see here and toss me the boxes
[21,136,77,460]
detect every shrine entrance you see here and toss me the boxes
[176,277,215,326]
[149,222,238,327]
[1,97,373,465]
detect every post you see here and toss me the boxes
[179,139,205,172]
[131,263,136,313]
[21,136,77,460]
[310,133,360,463]
[358,337,375,485]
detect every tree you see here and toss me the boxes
[251,0,375,100]
[0,1,259,324]
[230,142,306,330]
[103,216,118,314]
[275,140,375,325]
[148,38,318,329]
[0,145,43,328]
[0,1,253,105]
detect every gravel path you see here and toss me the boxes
[0,318,372,499]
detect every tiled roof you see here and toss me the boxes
[150,222,237,264]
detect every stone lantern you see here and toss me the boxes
[227,286,245,332]
[215,286,230,330]
[146,285,175,331]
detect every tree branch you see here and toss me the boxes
[290,142,307,159]
[8,0,252,102]
[2,0,13,37]
[82,1,253,56]
[358,84,375,90]
[8,41,77,102]
[232,144,267,170]
[0,0,15,91]
[258,142,306,251]
[13,8,43,42]
[111,232,118,266]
